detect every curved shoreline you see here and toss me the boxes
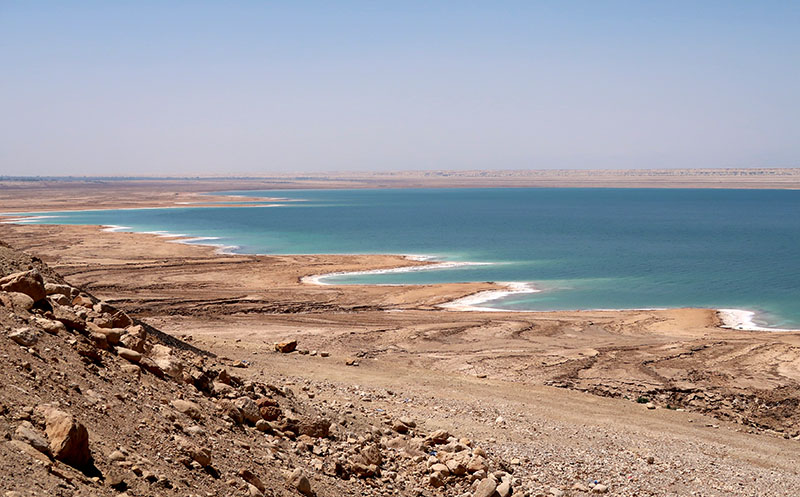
[2,212,797,333]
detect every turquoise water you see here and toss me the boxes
[5,188,800,328]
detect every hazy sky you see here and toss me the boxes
[1,1,798,176]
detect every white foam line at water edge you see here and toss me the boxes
[439,282,541,312]
[101,225,133,232]
[717,309,797,332]
[0,215,60,224]
[301,259,495,286]
[170,236,239,254]
[103,226,240,255]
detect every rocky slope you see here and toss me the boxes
[0,241,559,497]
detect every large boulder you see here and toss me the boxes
[1,292,35,311]
[0,270,46,302]
[150,344,184,379]
[299,416,331,438]
[52,304,87,331]
[42,408,91,468]
[45,282,76,298]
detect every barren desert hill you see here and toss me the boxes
[0,240,523,497]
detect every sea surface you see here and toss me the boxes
[5,188,800,329]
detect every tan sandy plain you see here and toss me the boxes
[2,174,800,494]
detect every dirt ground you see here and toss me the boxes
[3,178,800,495]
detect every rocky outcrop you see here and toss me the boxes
[0,269,46,302]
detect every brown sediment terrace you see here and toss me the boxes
[2,175,800,494]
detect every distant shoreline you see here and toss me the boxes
[12,209,782,332]
[2,167,800,196]
[2,181,798,333]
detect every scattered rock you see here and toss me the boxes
[13,421,50,455]
[240,469,266,493]
[3,292,35,311]
[171,399,202,421]
[72,295,94,308]
[0,270,46,302]
[473,477,497,497]
[34,317,66,335]
[8,328,39,347]
[496,480,512,497]
[45,282,75,298]
[274,340,298,353]
[217,398,244,424]
[42,407,91,468]
[117,347,142,363]
[299,416,331,438]
[427,429,451,444]
[150,344,184,379]
[235,396,261,424]
[287,468,313,496]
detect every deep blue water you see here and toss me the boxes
[6,188,800,328]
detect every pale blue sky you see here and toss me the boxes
[1,1,798,175]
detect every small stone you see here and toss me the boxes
[428,473,445,487]
[427,429,450,444]
[8,328,39,347]
[274,340,297,353]
[34,317,66,335]
[549,488,565,497]
[117,347,142,363]
[239,469,266,492]
[171,399,202,420]
[399,417,416,428]
[13,421,50,455]
[247,483,263,497]
[446,458,467,476]
[234,397,261,424]
[473,477,497,497]
[287,468,313,496]
[109,450,126,462]
[646,455,655,464]
[592,484,609,494]
[496,480,512,497]
[393,421,409,433]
